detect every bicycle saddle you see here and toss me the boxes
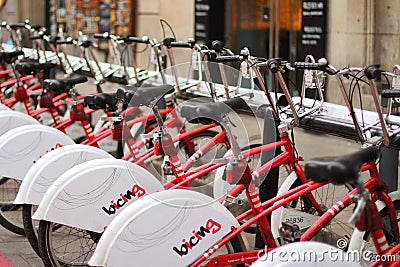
[180,97,250,125]
[16,62,56,76]
[84,93,118,112]
[43,76,88,94]
[0,50,24,64]
[115,85,138,104]
[304,146,380,185]
[115,83,159,104]
[125,84,174,107]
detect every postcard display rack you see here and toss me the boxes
[49,0,133,38]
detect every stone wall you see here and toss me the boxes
[325,0,400,108]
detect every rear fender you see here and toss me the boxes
[15,144,113,205]
[0,125,74,179]
[32,158,164,233]
[89,189,240,267]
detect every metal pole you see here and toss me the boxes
[379,147,399,192]
[268,0,274,91]
[274,0,279,58]
[255,107,281,249]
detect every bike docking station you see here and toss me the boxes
[2,37,400,267]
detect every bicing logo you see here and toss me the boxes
[101,184,146,215]
[173,218,222,257]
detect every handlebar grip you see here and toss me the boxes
[9,23,27,29]
[30,24,43,31]
[381,89,400,98]
[56,39,74,45]
[170,42,192,48]
[213,55,242,63]
[163,37,193,48]
[268,59,282,73]
[79,40,95,48]
[29,35,44,40]
[127,36,150,44]
[294,62,327,70]
[364,64,381,80]
[211,40,225,52]
[94,33,110,39]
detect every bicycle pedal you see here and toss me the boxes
[224,195,243,205]
[279,221,301,244]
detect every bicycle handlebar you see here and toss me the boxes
[213,55,243,63]
[77,40,96,48]
[9,23,27,29]
[125,36,150,44]
[29,24,43,31]
[29,34,44,40]
[163,37,194,48]
[56,38,74,45]
[95,33,150,44]
[381,89,400,98]
[211,40,225,52]
[94,33,110,39]
[293,60,336,75]
[364,64,381,80]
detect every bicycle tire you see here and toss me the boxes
[0,177,24,235]
[23,204,40,255]
[38,220,99,267]
[0,205,25,235]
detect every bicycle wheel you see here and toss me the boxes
[23,204,40,255]
[38,220,99,267]
[0,177,24,235]
[348,198,400,266]
[275,173,355,247]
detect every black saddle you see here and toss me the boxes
[16,62,56,76]
[117,84,174,107]
[115,85,138,104]
[180,97,250,125]
[0,50,24,64]
[43,76,88,94]
[304,146,380,185]
[84,93,117,112]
